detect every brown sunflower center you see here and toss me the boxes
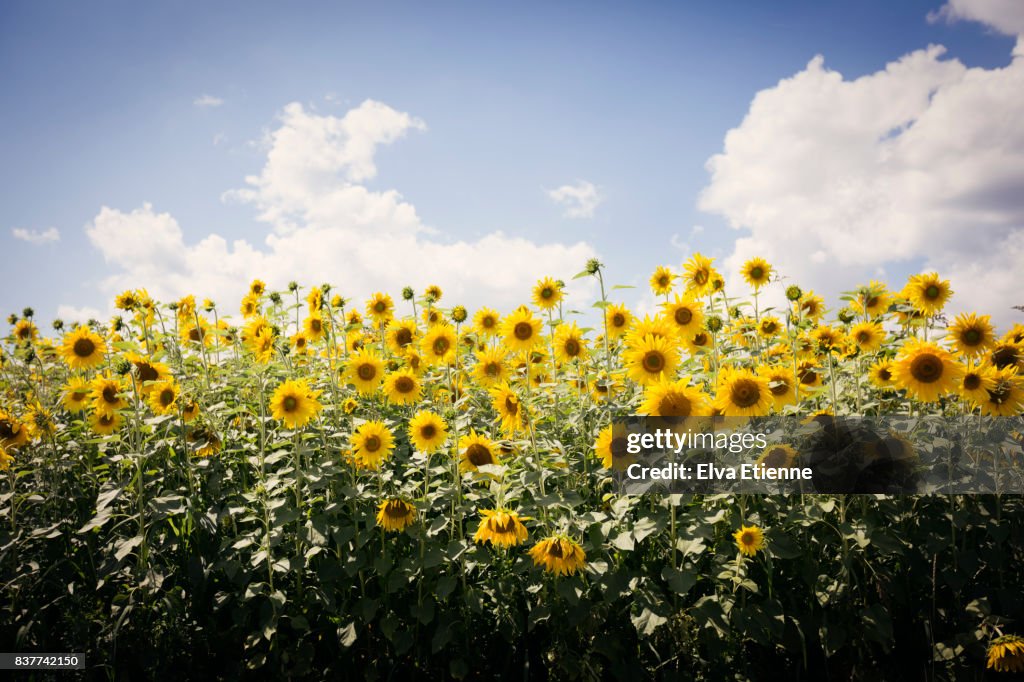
[963,329,982,345]
[504,396,518,415]
[963,373,982,390]
[419,424,436,439]
[658,392,692,416]
[73,337,96,357]
[674,308,693,325]
[283,396,298,412]
[71,390,88,401]
[492,517,516,534]
[484,362,500,377]
[0,419,16,439]
[364,435,382,453]
[514,322,533,341]
[642,350,665,373]
[769,378,789,396]
[432,337,450,355]
[909,353,943,383]
[357,363,377,381]
[740,531,755,546]
[394,376,415,393]
[137,363,158,383]
[541,287,554,299]
[693,269,708,285]
[799,368,818,385]
[856,331,871,344]
[189,327,202,342]
[612,313,625,327]
[750,266,764,280]
[374,302,386,313]
[762,448,789,467]
[102,386,119,404]
[310,319,322,333]
[988,383,1011,405]
[878,368,892,382]
[384,501,411,519]
[991,346,1019,369]
[925,285,940,300]
[482,316,495,329]
[395,328,412,346]
[466,444,493,467]
[692,332,709,347]
[564,339,580,357]
[761,321,777,334]
[730,379,762,408]
[547,540,564,558]
[159,389,175,407]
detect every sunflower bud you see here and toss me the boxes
[837,307,855,324]
[7,314,18,325]
[22,308,34,319]
[168,301,179,311]
[585,258,603,275]
[729,305,742,319]
[269,292,283,305]
[203,298,215,312]
[52,319,64,331]
[321,283,331,294]
[115,359,132,376]
[706,315,724,333]
[786,285,803,302]
[402,286,415,301]
[287,281,298,292]
[452,305,468,323]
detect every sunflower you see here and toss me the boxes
[682,253,716,297]
[1004,324,1024,345]
[342,397,359,414]
[755,444,797,469]
[126,353,171,392]
[532,276,564,310]
[498,307,541,354]
[623,334,680,385]
[61,377,92,412]
[684,329,713,355]
[403,349,426,376]
[604,303,632,339]
[589,372,621,404]
[594,424,634,470]
[529,536,587,576]
[989,342,1023,371]
[868,359,896,389]
[346,309,363,327]
[59,326,107,370]
[757,316,782,340]
[741,257,772,290]
[91,374,127,416]
[851,281,890,318]
[242,315,274,348]
[639,377,708,423]
[797,291,826,322]
[904,272,952,316]
[290,331,310,355]
[383,369,422,405]
[490,383,525,435]
[946,313,994,358]
[472,346,509,387]
[251,329,277,364]
[424,284,443,302]
[13,319,38,343]
[473,307,501,337]
[459,430,500,473]
[181,400,200,423]
[366,292,394,323]
[304,312,326,342]
[386,318,419,355]
[351,420,395,469]
[420,323,458,366]
[733,524,765,557]
[957,365,996,404]
[627,314,677,344]
[148,380,180,416]
[306,286,323,312]
[269,378,323,429]
[892,340,963,403]
[849,321,884,353]
[115,290,140,310]
[553,322,589,365]
[714,368,773,417]
[472,509,528,547]
[761,365,796,408]
[240,293,261,318]
[408,411,448,453]
[977,367,1024,416]
[0,447,12,471]
[422,307,443,327]
[0,410,29,449]
[180,316,212,347]
[987,634,1024,673]
[90,411,123,436]
[660,294,703,336]
[649,266,676,296]
[811,325,845,354]
[345,350,385,394]
[864,432,916,464]
[376,499,417,532]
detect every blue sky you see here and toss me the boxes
[2,0,1022,327]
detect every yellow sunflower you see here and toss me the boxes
[473,509,528,547]
[683,329,713,355]
[946,313,995,358]
[682,252,716,297]
[382,369,422,405]
[249,279,266,296]
[757,316,782,340]
[638,376,708,423]
[500,307,542,354]
[604,303,632,339]
[188,425,223,457]
[868,359,896,390]
[346,309,363,327]
[459,430,500,473]
[126,353,171,393]
[148,380,181,416]
[755,444,797,469]
[424,284,443,302]
[376,499,417,532]
[304,312,326,342]
[761,365,796,408]
[594,424,634,471]
[624,334,681,385]
[532,276,564,310]
[851,281,890,318]
[422,307,443,327]
[798,291,826,322]
[472,346,509,387]
[420,323,458,366]
[714,368,773,417]
[61,377,92,412]
[240,292,261,318]
[740,257,772,290]
[13,319,38,343]
[0,410,29,449]
[181,400,200,423]
[59,326,107,370]
[553,322,589,365]
[811,325,845,354]
[90,411,123,436]
[649,266,676,296]
[849,321,885,353]
[290,331,310,355]
[892,340,963,403]
[627,314,677,345]
[733,524,765,557]
[345,350,385,394]
[490,383,525,435]
[351,420,395,469]
[366,292,394,323]
[904,272,952,316]
[473,307,501,337]
[977,367,1024,416]
[269,378,323,429]
[987,634,1024,673]
[988,342,1023,371]
[91,374,127,417]
[660,294,703,336]
[957,366,996,404]
[529,536,587,576]
[408,411,448,453]
[385,318,419,355]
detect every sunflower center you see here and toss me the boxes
[547,540,564,558]
[364,435,382,453]
[769,378,789,396]
[865,296,879,308]
[71,390,88,401]
[505,396,518,415]
[514,322,533,341]
[0,420,15,439]
[564,339,580,357]
[693,269,708,285]
[657,277,669,287]
[761,321,777,334]
[659,392,692,416]
[102,386,118,404]
[740,532,755,546]
[395,376,415,393]
[466,444,493,466]
[311,319,322,333]
[692,332,709,347]
[385,502,410,519]
[160,389,175,407]
[189,328,202,342]
[750,266,764,280]
[674,308,693,325]
[420,424,436,439]
[856,332,870,344]
[483,316,495,329]
[925,285,940,300]
[99,415,115,427]
[963,329,982,345]
[356,364,376,381]
[541,287,554,299]
[432,337,450,355]
[485,362,500,377]
[374,302,386,313]
[878,368,892,382]
[283,396,298,412]
[730,379,761,408]
[763,448,788,467]
[73,337,96,357]
[137,364,158,382]
[991,346,1018,369]
[799,368,818,385]
[642,350,665,373]
[988,383,1011,405]
[963,374,982,390]
[909,354,943,383]
[396,328,412,346]
[611,436,629,459]
[492,517,516,534]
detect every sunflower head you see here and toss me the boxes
[473,508,528,547]
[376,499,417,532]
[604,304,633,339]
[624,333,681,386]
[649,266,676,296]
[987,634,1024,673]
[459,430,500,474]
[532,276,564,310]
[408,410,448,453]
[904,272,952,316]
[351,420,396,469]
[59,325,107,370]
[500,308,542,354]
[741,257,772,290]
[733,524,766,557]
[891,340,964,403]
[269,378,323,429]
[529,535,587,576]
[714,368,773,417]
[473,307,501,337]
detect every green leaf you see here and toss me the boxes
[661,566,696,595]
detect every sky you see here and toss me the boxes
[2,0,1023,329]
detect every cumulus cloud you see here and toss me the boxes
[547,181,603,219]
[57,305,102,324]
[85,100,597,315]
[12,227,60,244]
[193,94,224,108]
[699,30,1024,325]
[929,0,1024,36]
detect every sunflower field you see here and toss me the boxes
[2,255,1023,679]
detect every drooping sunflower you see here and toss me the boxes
[408,410,448,453]
[649,266,676,296]
[811,325,845,354]
[553,322,589,365]
[754,444,797,469]
[490,383,525,435]
[849,321,885,353]
[868,359,896,389]
[306,286,323,312]
[904,272,952,316]
[181,399,200,423]
[59,325,107,370]
[760,365,796,408]
[473,307,501,338]
[473,508,528,548]
[472,346,509,387]
[977,367,1024,416]
[682,252,717,297]
[251,329,277,364]
[0,410,29,449]
[733,524,765,557]
[304,312,326,342]
[529,536,587,576]
[660,294,703,336]
[61,377,92,412]
[290,331,310,355]
[500,307,542,354]
[376,499,417,532]
[346,309,363,327]
[714,368,773,417]
[422,307,443,327]
[382,369,422,405]
[91,374,127,417]
[532,276,564,310]
[986,634,1024,673]
[624,334,680,385]
[180,316,212,347]
[366,292,394,324]
[345,350,385,394]
[420,323,458,366]
[639,376,708,423]
[891,340,963,403]
[740,257,773,290]
[242,315,274,348]
[385,318,418,355]
[148,380,181,416]
[459,430,500,474]
[188,425,222,457]
[269,378,323,429]
[351,420,395,469]
[946,313,995,358]
[589,372,622,404]
[957,365,996,403]
[604,303,632,339]
[249,278,266,296]
[90,411,123,436]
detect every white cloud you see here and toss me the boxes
[194,94,224,108]
[12,227,60,244]
[929,0,1024,36]
[85,100,597,316]
[547,180,603,219]
[699,36,1024,326]
[57,305,102,324]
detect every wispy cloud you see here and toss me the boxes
[546,180,603,219]
[193,94,224,108]
[12,227,60,244]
